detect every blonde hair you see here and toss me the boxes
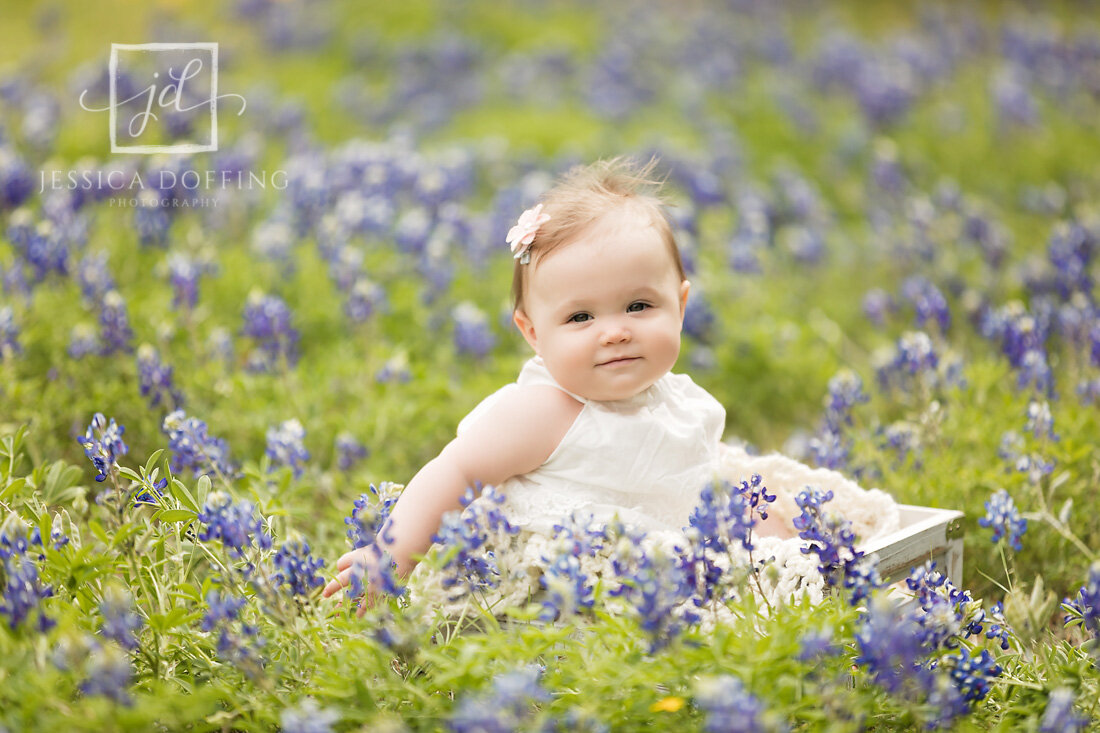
[510,157,686,313]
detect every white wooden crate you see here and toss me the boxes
[859,504,965,586]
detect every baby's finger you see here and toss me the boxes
[335,551,358,571]
[322,569,350,598]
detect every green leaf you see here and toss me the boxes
[0,476,25,503]
[157,509,197,523]
[118,466,142,482]
[41,461,84,506]
[170,478,200,513]
[196,474,212,505]
[144,449,165,476]
[147,606,195,634]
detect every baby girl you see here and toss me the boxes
[322,158,898,607]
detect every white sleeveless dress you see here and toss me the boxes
[416,356,901,609]
[457,356,726,535]
[457,357,899,542]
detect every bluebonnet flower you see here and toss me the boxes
[136,344,183,410]
[855,60,915,128]
[241,291,300,372]
[1000,312,1048,369]
[1063,561,1100,653]
[1017,349,1055,397]
[810,369,868,471]
[452,302,496,359]
[134,191,171,248]
[881,421,921,465]
[982,602,1015,651]
[808,428,851,472]
[0,146,33,209]
[281,698,340,733]
[251,217,296,263]
[901,275,951,333]
[1039,688,1089,733]
[0,305,20,360]
[77,413,128,483]
[783,225,826,265]
[197,491,273,559]
[394,207,433,254]
[98,592,143,650]
[688,480,754,553]
[609,539,698,651]
[76,251,116,305]
[992,67,1038,128]
[334,432,368,471]
[375,354,412,384]
[876,331,938,390]
[1,515,55,632]
[165,253,211,311]
[1013,453,1056,486]
[693,675,765,733]
[201,589,246,632]
[345,483,402,550]
[206,327,234,365]
[432,486,518,600]
[1047,222,1094,300]
[824,369,868,428]
[869,139,907,195]
[862,288,895,326]
[1026,400,1057,441]
[978,489,1027,551]
[344,277,386,323]
[797,626,836,661]
[905,562,1005,652]
[80,644,133,704]
[272,540,325,597]
[133,476,168,506]
[266,419,310,478]
[343,483,406,597]
[1090,321,1100,370]
[682,288,716,343]
[854,596,932,695]
[794,486,881,605]
[584,42,654,122]
[450,665,550,733]
[945,647,1001,702]
[11,215,70,281]
[537,550,594,622]
[1078,378,1100,406]
[201,589,266,677]
[98,290,134,355]
[162,410,234,478]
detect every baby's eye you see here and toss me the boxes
[568,313,591,323]
[627,302,650,313]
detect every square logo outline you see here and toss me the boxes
[109,42,219,154]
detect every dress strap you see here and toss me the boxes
[517,357,588,403]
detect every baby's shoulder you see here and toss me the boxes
[497,383,584,424]
[457,382,582,439]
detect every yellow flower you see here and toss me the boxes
[650,696,685,713]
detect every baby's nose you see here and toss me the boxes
[600,322,631,345]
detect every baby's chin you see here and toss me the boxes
[562,377,659,402]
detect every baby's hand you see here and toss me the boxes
[323,546,379,617]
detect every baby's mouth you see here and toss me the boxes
[597,356,640,367]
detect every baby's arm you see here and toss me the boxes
[322,385,583,603]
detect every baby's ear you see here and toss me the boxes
[513,309,540,354]
[678,279,691,321]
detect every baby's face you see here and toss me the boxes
[514,214,690,402]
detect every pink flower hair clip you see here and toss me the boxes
[506,203,550,264]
